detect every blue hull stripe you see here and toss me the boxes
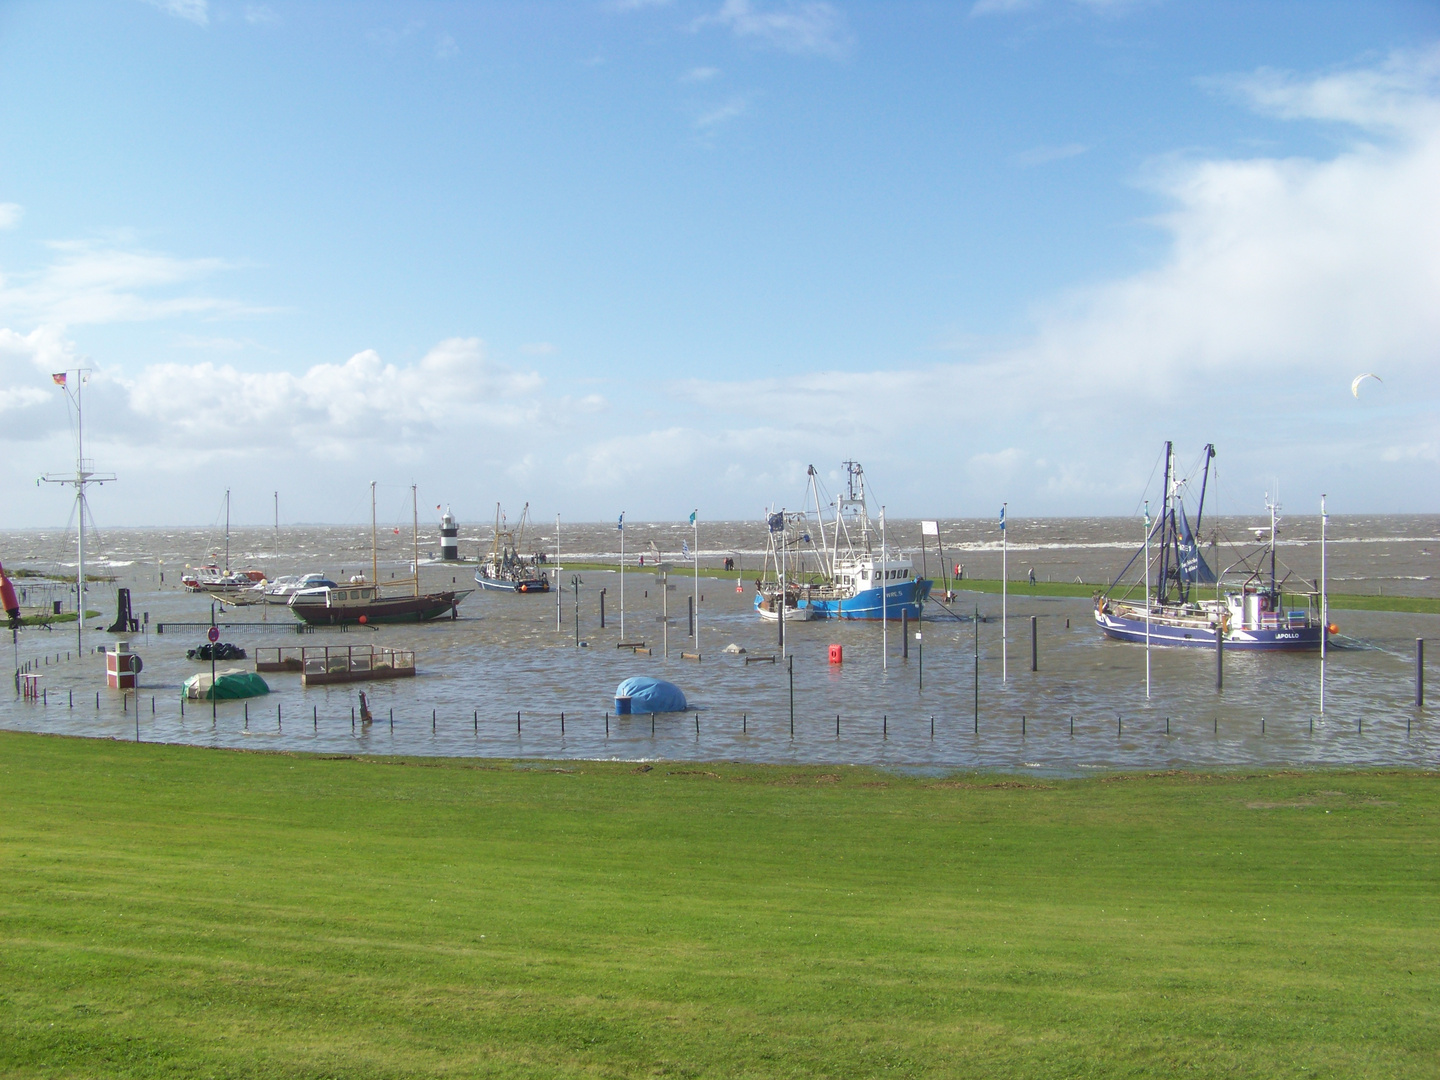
[756,580,933,621]
[1095,611,1320,651]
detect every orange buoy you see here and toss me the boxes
[1327,623,1338,634]
[358,615,367,625]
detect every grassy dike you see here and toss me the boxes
[562,563,1440,615]
[1,733,1436,1078]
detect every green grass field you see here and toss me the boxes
[1,732,1436,1078]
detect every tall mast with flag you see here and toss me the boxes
[618,511,625,641]
[1000,503,1007,683]
[42,370,115,658]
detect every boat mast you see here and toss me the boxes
[224,489,231,574]
[41,370,114,658]
[1157,442,1173,605]
[370,481,378,588]
[806,466,830,579]
[412,484,419,597]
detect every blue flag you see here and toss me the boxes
[682,540,690,558]
[688,510,697,526]
[999,505,1006,532]
[617,512,624,532]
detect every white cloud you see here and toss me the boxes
[0,326,77,444]
[1012,143,1089,167]
[699,0,853,59]
[1215,46,1440,132]
[695,97,748,130]
[0,203,22,230]
[0,240,249,325]
[144,0,208,25]
[118,337,548,463]
[681,66,722,83]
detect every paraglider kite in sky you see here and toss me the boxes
[1351,373,1383,397]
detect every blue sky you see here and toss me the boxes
[1,0,1438,527]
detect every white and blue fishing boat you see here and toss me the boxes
[755,462,932,622]
[1095,442,1326,651]
[474,503,550,594]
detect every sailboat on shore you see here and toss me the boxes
[1094,442,1327,651]
[289,484,472,625]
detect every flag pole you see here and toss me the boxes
[692,510,699,650]
[1144,500,1151,701]
[1001,503,1007,683]
[1320,494,1327,714]
[619,512,625,641]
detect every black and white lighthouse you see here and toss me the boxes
[439,507,459,561]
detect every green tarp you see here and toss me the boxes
[183,670,270,700]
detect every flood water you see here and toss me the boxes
[3,516,1436,775]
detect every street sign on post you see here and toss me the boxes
[207,626,220,643]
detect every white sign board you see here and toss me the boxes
[921,520,939,537]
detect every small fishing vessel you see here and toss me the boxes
[289,484,472,626]
[474,503,550,593]
[755,462,931,621]
[1095,442,1326,651]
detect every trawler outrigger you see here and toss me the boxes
[755,461,931,621]
[1094,442,1327,651]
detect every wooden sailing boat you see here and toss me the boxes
[289,483,473,625]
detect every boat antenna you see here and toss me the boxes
[41,369,114,658]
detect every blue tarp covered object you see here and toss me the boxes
[614,677,687,715]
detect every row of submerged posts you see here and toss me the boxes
[14,681,1433,746]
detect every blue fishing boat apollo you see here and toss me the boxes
[755,461,932,622]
